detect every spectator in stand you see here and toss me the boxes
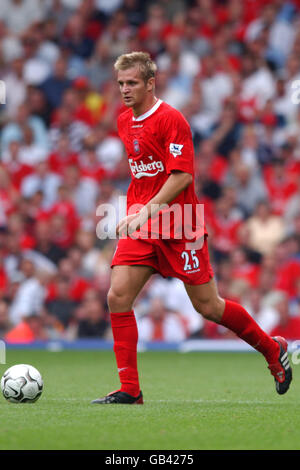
[181,18,211,58]
[137,2,171,57]
[274,235,300,299]
[8,256,48,326]
[78,237,115,299]
[40,56,72,111]
[58,39,89,81]
[263,157,298,216]
[75,228,104,278]
[34,218,65,265]
[291,212,300,241]
[156,32,200,110]
[4,312,48,343]
[97,78,124,129]
[291,278,300,314]
[3,232,23,283]
[49,105,90,152]
[241,200,284,256]
[210,99,242,158]
[94,123,124,174]
[122,0,146,28]
[17,191,45,228]
[200,55,233,127]
[0,167,19,221]
[61,12,95,59]
[86,38,113,90]
[48,133,79,175]
[206,191,243,260]
[1,103,49,153]
[17,125,48,166]
[269,291,300,340]
[257,270,278,302]
[0,0,46,34]
[229,246,261,288]
[48,183,79,236]
[194,139,228,201]
[1,140,33,191]
[0,300,12,338]
[285,106,300,152]
[242,289,279,334]
[46,276,78,330]
[78,136,106,182]
[62,164,99,216]
[100,9,132,60]
[239,47,276,110]
[6,212,35,251]
[73,288,108,338]
[146,277,203,338]
[36,19,61,70]
[225,161,268,217]
[238,125,260,170]
[21,161,62,209]
[59,83,97,126]
[52,256,91,303]
[94,0,123,18]
[48,212,75,251]
[273,78,296,127]
[137,297,188,343]
[21,28,52,86]
[27,86,52,127]
[3,56,26,119]
[0,237,9,299]
[46,0,78,36]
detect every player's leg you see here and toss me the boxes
[107,264,155,313]
[185,278,292,394]
[92,264,155,404]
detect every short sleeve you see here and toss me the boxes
[162,110,195,175]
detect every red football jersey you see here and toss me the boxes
[117,99,206,243]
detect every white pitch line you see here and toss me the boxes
[39,398,294,406]
[146,399,282,405]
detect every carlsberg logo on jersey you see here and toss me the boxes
[129,157,164,179]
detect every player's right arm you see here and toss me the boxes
[117,108,195,237]
[116,170,192,236]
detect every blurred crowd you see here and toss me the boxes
[0,0,300,344]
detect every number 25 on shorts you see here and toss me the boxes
[181,250,200,272]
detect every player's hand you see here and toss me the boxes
[116,211,147,237]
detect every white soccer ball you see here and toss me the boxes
[1,364,43,403]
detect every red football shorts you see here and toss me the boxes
[111,236,214,286]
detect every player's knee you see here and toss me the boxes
[194,298,224,323]
[107,287,133,312]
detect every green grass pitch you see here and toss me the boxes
[0,349,299,450]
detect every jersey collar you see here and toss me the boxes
[132,99,162,122]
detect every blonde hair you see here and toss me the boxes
[114,51,157,83]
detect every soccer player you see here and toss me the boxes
[91,52,292,404]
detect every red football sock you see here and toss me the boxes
[110,310,140,397]
[220,300,279,364]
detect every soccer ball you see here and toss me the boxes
[1,364,43,403]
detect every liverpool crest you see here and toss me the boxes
[133,139,140,154]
